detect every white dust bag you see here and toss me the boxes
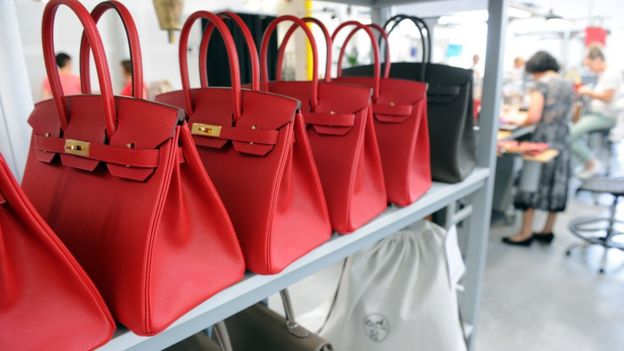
[320,220,467,351]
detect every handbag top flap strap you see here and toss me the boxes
[199,12,260,91]
[79,1,143,98]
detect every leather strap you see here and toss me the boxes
[276,17,332,82]
[79,1,143,98]
[42,0,117,135]
[34,135,162,168]
[332,21,381,102]
[191,124,279,145]
[337,23,391,79]
[384,15,431,80]
[198,12,260,90]
[180,12,242,121]
[260,16,320,110]
[372,103,413,116]
[304,112,355,127]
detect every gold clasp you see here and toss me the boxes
[191,123,222,137]
[64,139,91,157]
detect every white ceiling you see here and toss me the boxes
[394,0,623,29]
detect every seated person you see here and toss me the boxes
[573,45,623,178]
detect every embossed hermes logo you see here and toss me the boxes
[363,313,391,342]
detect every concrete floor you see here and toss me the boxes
[477,193,624,351]
[270,191,624,350]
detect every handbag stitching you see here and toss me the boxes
[143,127,180,334]
[263,118,295,273]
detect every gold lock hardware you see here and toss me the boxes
[191,123,222,137]
[64,139,91,157]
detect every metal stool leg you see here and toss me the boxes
[599,196,618,273]
[600,248,608,274]
[565,242,590,256]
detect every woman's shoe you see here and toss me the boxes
[502,236,533,247]
[532,232,555,244]
[578,160,603,180]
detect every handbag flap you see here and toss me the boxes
[28,96,181,181]
[373,78,425,123]
[156,88,299,157]
[267,81,370,136]
[427,84,461,104]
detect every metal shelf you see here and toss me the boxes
[99,167,490,351]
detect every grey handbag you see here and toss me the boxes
[165,322,232,351]
[225,290,334,351]
[343,14,477,183]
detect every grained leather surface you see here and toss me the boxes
[21,0,245,335]
[157,11,331,275]
[0,154,115,350]
[332,21,432,205]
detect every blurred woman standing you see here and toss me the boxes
[503,51,575,246]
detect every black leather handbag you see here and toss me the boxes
[342,15,476,183]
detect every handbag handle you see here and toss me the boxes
[197,12,260,90]
[383,15,431,81]
[279,289,311,337]
[42,0,117,136]
[332,21,381,102]
[78,1,143,98]
[275,17,332,82]
[384,15,431,62]
[336,23,391,79]
[213,321,233,351]
[179,11,242,121]
[260,15,320,111]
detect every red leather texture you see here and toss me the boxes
[0,154,115,350]
[21,0,244,335]
[265,16,387,233]
[156,11,331,274]
[333,21,431,206]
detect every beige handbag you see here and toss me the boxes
[225,290,333,351]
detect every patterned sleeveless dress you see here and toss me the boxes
[514,75,574,212]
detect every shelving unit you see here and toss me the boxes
[101,168,490,351]
[0,0,506,349]
[96,0,508,350]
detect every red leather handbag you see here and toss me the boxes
[0,154,114,350]
[332,21,431,206]
[252,16,386,234]
[156,12,331,275]
[21,0,244,335]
